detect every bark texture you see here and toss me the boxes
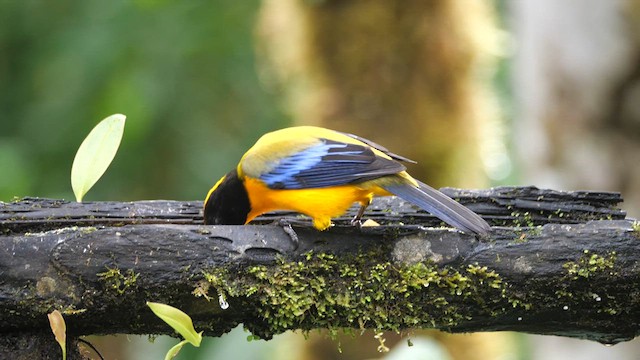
[0,187,637,359]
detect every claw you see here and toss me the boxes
[351,204,367,228]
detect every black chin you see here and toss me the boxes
[203,169,251,225]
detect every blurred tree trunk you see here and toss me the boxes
[256,0,501,189]
[512,0,640,218]
[256,1,505,359]
[511,0,640,359]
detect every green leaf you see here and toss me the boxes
[47,310,67,360]
[71,114,126,202]
[165,339,190,360]
[147,302,203,347]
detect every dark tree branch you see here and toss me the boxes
[0,186,638,358]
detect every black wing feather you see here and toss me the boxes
[259,139,405,189]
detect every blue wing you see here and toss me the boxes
[259,139,406,189]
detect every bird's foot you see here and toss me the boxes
[275,218,299,250]
[350,217,363,228]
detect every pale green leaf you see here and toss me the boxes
[165,340,189,360]
[47,310,67,360]
[71,114,126,202]
[147,302,203,347]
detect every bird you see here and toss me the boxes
[203,126,490,235]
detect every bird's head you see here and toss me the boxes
[203,169,251,225]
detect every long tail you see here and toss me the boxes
[381,180,491,235]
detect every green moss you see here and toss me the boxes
[192,280,212,301]
[80,226,98,234]
[553,250,623,318]
[97,267,139,294]
[632,221,640,238]
[563,250,617,280]
[24,226,97,237]
[510,211,542,240]
[200,251,528,339]
[511,211,535,228]
[61,307,87,315]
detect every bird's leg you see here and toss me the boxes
[351,197,373,227]
[276,218,299,250]
[351,204,368,227]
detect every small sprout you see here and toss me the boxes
[374,332,389,353]
[192,280,211,301]
[47,310,66,360]
[147,302,203,358]
[164,340,191,360]
[71,114,126,202]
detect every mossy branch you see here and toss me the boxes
[0,186,638,356]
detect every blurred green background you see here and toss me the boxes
[0,0,288,202]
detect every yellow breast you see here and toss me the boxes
[243,177,389,230]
